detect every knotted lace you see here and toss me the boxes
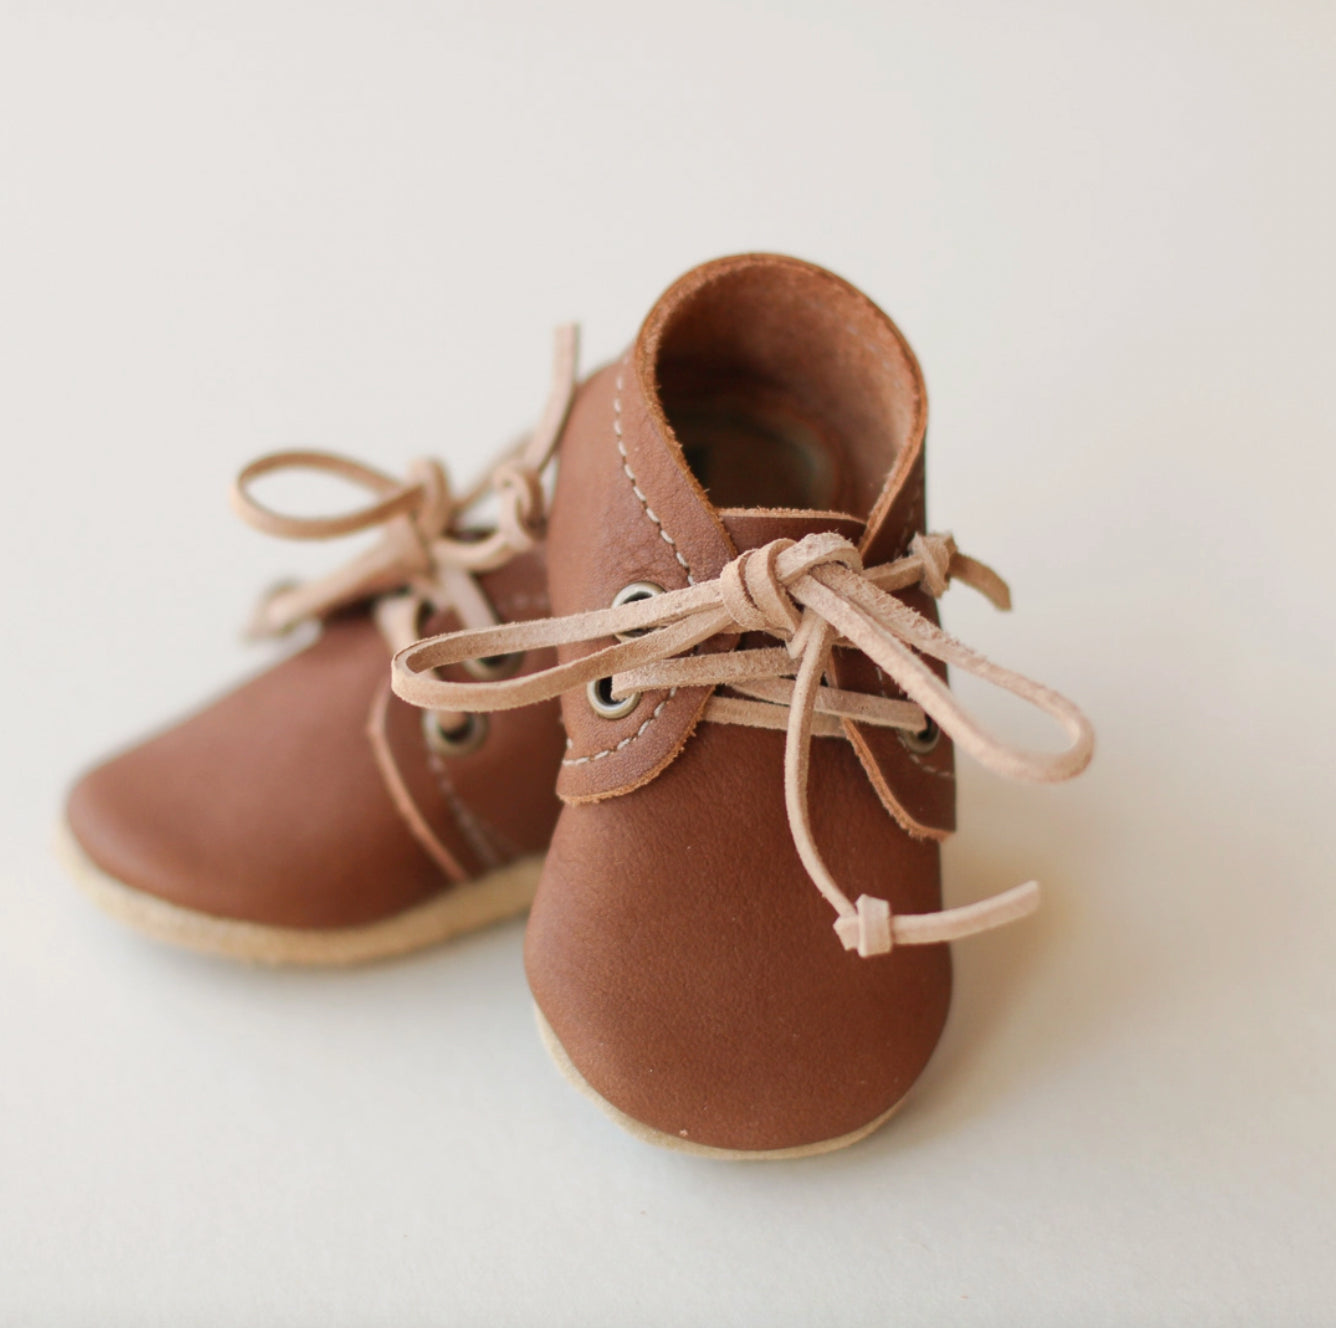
[390,528,1094,956]
[229,325,578,675]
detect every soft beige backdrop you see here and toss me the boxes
[1,2,1332,1323]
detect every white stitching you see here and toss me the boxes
[899,740,954,780]
[880,507,951,781]
[613,363,695,585]
[561,689,677,766]
[865,664,952,779]
[872,636,952,782]
[493,591,550,616]
[562,363,694,767]
[427,749,506,868]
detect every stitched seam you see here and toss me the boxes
[613,362,695,586]
[561,688,678,766]
[563,360,697,768]
[427,750,506,869]
[864,665,952,779]
[877,514,951,782]
[487,825,524,861]
[899,741,953,780]
[872,664,952,780]
[493,591,550,616]
[466,797,524,861]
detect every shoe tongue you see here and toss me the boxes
[718,508,865,553]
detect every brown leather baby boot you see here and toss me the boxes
[62,331,579,965]
[392,255,1095,1156]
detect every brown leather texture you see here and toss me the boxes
[529,724,951,1150]
[66,547,563,929]
[527,253,957,1151]
[547,361,735,803]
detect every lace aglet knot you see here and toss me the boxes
[834,895,894,957]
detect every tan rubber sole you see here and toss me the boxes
[55,821,542,967]
[534,1005,905,1161]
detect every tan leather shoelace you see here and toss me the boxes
[390,527,1094,956]
[228,327,578,730]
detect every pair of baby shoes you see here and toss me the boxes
[64,253,1093,1158]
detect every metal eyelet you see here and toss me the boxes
[422,710,489,757]
[611,580,665,641]
[586,580,664,719]
[898,716,941,755]
[586,675,639,720]
[463,652,524,681]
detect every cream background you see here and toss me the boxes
[1,2,1332,1323]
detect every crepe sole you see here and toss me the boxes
[534,1004,905,1161]
[56,821,541,966]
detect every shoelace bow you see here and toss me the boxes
[229,327,579,723]
[391,527,1094,956]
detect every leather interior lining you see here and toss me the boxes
[649,257,923,520]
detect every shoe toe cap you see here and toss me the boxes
[64,619,445,930]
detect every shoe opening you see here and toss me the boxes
[642,254,924,519]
